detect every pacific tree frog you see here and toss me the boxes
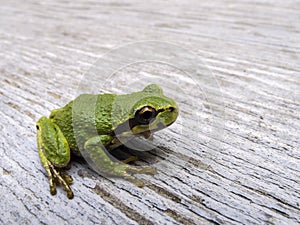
[36,84,178,199]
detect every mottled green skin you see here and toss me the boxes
[36,84,178,199]
[49,94,115,154]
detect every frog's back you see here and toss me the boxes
[50,93,116,152]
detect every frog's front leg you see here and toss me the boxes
[36,116,74,199]
[83,136,156,187]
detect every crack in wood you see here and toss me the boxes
[92,184,155,225]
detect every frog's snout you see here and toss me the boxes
[168,106,179,124]
[157,106,178,128]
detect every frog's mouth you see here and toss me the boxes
[140,120,175,139]
[131,118,176,138]
[138,122,167,139]
[113,119,174,139]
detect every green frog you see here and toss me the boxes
[36,84,178,199]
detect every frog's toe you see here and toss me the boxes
[48,164,74,199]
[132,178,144,187]
[65,175,73,185]
[48,170,73,198]
[122,156,138,164]
[49,183,57,196]
[126,166,157,175]
[140,167,157,175]
[64,187,74,199]
[124,175,145,187]
[67,191,74,199]
[58,169,73,185]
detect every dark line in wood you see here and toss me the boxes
[92,184,155,225]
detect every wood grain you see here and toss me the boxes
[0,1,299,224]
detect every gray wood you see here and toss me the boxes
[0,0,299,224]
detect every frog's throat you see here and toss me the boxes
[134,121,172,135]
[113,118,173,138]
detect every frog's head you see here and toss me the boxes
[113,84,178,138]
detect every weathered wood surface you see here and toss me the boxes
[1,0,299,224]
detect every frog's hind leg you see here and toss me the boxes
[83,136,157,187]
[36,116,74,199]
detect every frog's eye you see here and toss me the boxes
[135,106,157,124]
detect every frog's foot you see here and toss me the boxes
[124,175,145,187]
[123,167,156,187]
[37,117,73,198]
[47,162,74,199]
[122,156,138,164]
[57,168,73,185]
[126,166,157,175]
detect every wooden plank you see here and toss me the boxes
[0,0,299,224]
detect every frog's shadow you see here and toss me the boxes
[71,145,163,167]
